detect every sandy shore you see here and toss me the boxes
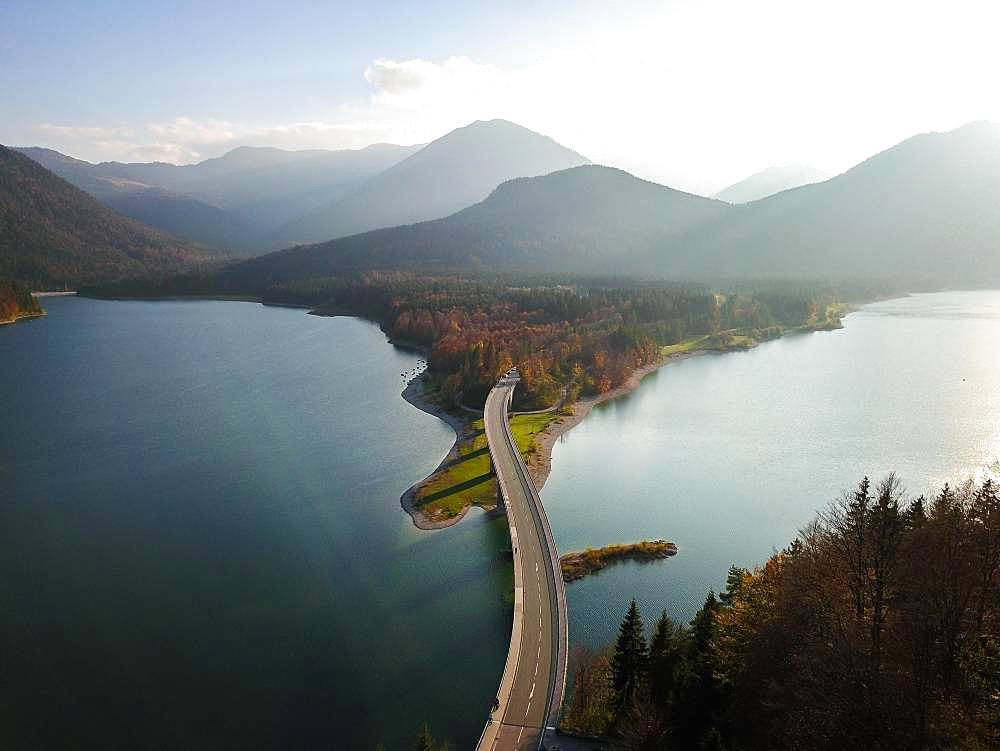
[398,349,708,529]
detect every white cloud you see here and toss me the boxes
[364,57,505,107]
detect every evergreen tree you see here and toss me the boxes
[648,610,688,713]
[905,495,928,529]
[611,599,649,712]
[413,722,436,751]
[719,566,748,605]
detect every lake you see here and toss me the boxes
[543,290,1000,646]
[3,291,998,747]
[1,297,509,750]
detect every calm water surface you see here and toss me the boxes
[1,298,508,749]
[544,291,1000,645]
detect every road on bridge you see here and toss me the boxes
[476,372,568,751]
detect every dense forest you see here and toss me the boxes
[83,271,859,409]
[0,145,224,289]
[0,277,43,324]
[265,274,846,409]
[562,475,999,750]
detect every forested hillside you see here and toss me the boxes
[226,166,731,283]
[564,475,1000,749]
[0,145,223,288]
[0,277,44,324]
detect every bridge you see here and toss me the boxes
[476,369,568,751]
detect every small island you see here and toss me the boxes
[560,539,678,582]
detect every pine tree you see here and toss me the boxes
[611,599,649,712]
[905,495,928,529]
[413,722,436,751]
[648,610,687,714]
[720,565,748,605]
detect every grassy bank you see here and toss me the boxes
[413,410,558,523]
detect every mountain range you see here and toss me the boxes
[15,119,588,255]
[229,165,728,285]
[16,142,422,253]
[6,120,1000,291]
[225,121,1000,288]
[267,119,590,248]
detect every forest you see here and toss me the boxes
[0,277,43,324]
[262,273,845,409]
[83,271,853,409]
[561,475,999,750]
[83,271,852,409]
[0,145,221,289]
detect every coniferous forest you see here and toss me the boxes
[561,475,999,750]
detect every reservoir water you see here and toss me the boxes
[3,291,999,747]
[1,298,509,750]
[543,291,1000,646]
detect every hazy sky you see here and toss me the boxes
[3,0,999,193]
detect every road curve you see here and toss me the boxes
[476,374,568,751]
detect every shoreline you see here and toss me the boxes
[397,348,710,530]
[399,374,502,530]
[0,309,47,326]
[525,350,707,493]
[394,310,863,530]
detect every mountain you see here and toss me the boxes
[227,165,732,286]
[713,165,829,203]
[268,119,590,248]
[0,145,221,289]
[681,121,1000,280]
[17,147,261,252]
[95,143,421,228]
[16,143,421,252]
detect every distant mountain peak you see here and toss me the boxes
[713,164,829,204]
[268,118,590,247]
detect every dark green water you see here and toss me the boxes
[1,298,509,750]
[543,291,1000,645]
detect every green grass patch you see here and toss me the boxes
[414,412,558,521]
[510,412,557,456]
[660,334,712,356]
